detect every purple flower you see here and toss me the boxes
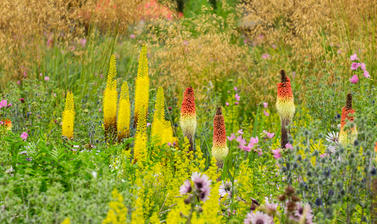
[21,132,28,141]
[351,62,360,71]
[363,70,370,78]
[291,203,313,224]
[44,76,50,81]
[0,99,7,108]
[263,102,268,108]
[320,153,327,158]
[226,102,229,106]
[227,133,236,141]
[236,136,246,146]
[147,123,151,127]
[191,172,211,201]
[80,38,87,47]
[350,75,359,84]
[262,53,270,59]
[263,130,275,139]
[180,180,192,195]
[238,129,244,135]
[234,87,238,91]
[235,93,240,101]
[17,80,21,85]
[235,102,239,105]
[241,145,252,152]
[244,211,273,224]
[285,143,293,150]
[350,53,358,61]
[360,63,366,71]
[130,34,136,39]
[249,137,258,145]
[263,110,269,116]
[272,149,281,159]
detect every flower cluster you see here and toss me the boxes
[180,172,211,202]
[349,53,370,83]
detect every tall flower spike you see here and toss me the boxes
[62,91,75,139]
[339,93,357,146]
[134,104,148,162]
[152,87,176,146]
[212,107,228,168]
[104,55,118,142]
[117,82,131,141]
[180,87,197,151]
[134,46,150,127]
[276,70,295,148]
[153,87,165,121]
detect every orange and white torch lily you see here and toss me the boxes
[276,70,295,148]
[339,93,357,146]
[180,87,197,151]
[211,107,228,168]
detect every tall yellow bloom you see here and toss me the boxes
[104,55,118,142]
[117,82,131,141]
[153,87,165,121]
[62,91,75,139]
[152,87,176,146]
[102,189,127,224]
[134,46,149,126]
[134,104,147,162]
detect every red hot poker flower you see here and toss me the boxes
[212,107,228,167]
[180,87,197,150]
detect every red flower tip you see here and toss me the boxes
[181,87,196,116]
[213,107,226,146]
[277,71,293,99]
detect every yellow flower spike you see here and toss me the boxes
[151,87,176,146]
[102,189,127,224]
[117,82,131,141]
[153,87,165,121]
[104,55,118,142]
[61,218,70,224]
[149,212,160,224]
[62,91,75,139]
[134,45,150,126]
[133,104,147,162]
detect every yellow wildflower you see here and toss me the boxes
[62,91,74,139]
[102,189,127,224]
[104,55,118,142]
[134,45,149,126]
[117,81,131,141]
